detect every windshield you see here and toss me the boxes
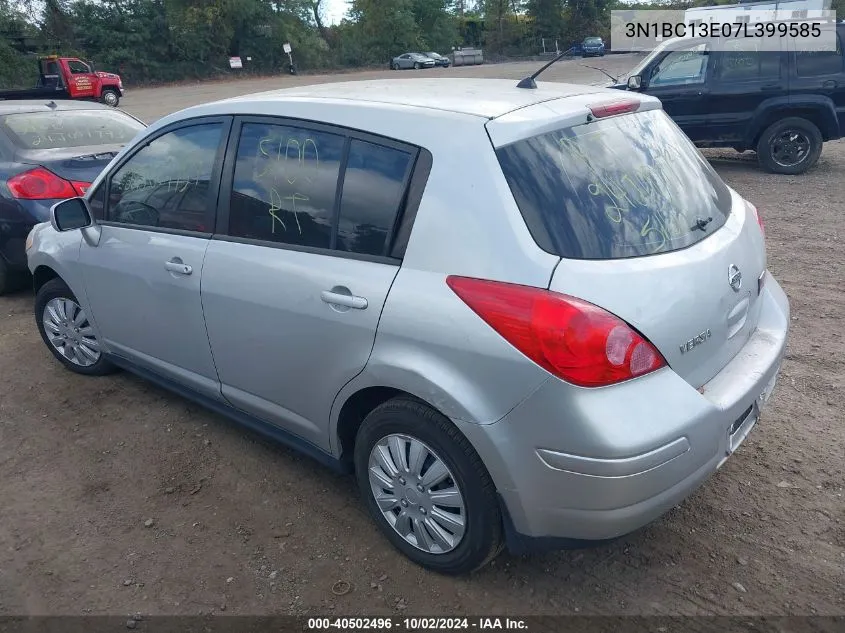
[0,110,144,151]
[495,108,732,260]
[425,52,440,57]
[585,38,603,45]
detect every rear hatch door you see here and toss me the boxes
[488,97,767,388]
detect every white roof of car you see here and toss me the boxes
[147,78,662,151]
[194,78,628,120]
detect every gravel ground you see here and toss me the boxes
[0,56,843,617]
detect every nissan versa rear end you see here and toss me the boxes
[27,79,789,576]
[456,95,790,554]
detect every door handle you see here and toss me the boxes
[821,80,836,89]
[760,84,780,90]
[165,258,192,275]
[321,289,368,310]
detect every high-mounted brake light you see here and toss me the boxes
[7,167,89,200]
[588,99,640,119]
[446,276,667,388]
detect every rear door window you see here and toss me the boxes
[228,122,346,250]
[224,120,421,259]
[495,108,733,260]
[794,34,844,76]
[715,39,781,82]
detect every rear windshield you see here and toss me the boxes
[0,110,144,150]
[495,108,732,260]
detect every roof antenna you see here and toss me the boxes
[580,63,619,84]
[516,46,576,89]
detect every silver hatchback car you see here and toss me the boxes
[27,78,789,575]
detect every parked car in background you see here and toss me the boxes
[0,55,125,107]
[27,78,788,575]
[0,100,145,293]
[582,37,606,57]
[391,53,437,70]
[424,52,451,67]
[614,24,845,174]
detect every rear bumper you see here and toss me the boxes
[455,274,790,547]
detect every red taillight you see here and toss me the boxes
[588,99,640,119]
[446,276,667,388]
[7,167,79,200]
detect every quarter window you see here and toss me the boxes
[106,123,223,232]
[228,123,346,249]
[336,140,413,256]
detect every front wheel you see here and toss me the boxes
[35,278,116,376]
[756,117,822,175]
[413,62,421,69]
[354,397,503,575]
[100,88,120,107]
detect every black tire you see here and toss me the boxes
[100,88,120,107]
[35,278,117,376]
[413,62,421,69]
[391,62,397,70]
[354,396,504,575]
[756,116,822,175]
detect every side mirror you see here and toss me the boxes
[627,75,642,90]
[51,197,93,232]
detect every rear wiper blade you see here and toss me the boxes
[691,216,714,232]
[70,151,117,161]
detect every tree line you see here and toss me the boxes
[2,0,841,87]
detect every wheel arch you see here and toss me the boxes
[748,99,838,147]
[334,385,460,469]
[32,264,60,293]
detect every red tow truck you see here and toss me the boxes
[0,55,124,107]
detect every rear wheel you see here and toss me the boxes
[35,278,116,376]
[756,117,822,175]
[101,89,120,107]
[354,397,503,575]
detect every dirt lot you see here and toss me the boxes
[0,56,843,617]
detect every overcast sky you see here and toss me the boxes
[323,0,350,25]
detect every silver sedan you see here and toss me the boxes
[390,53,436,70]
